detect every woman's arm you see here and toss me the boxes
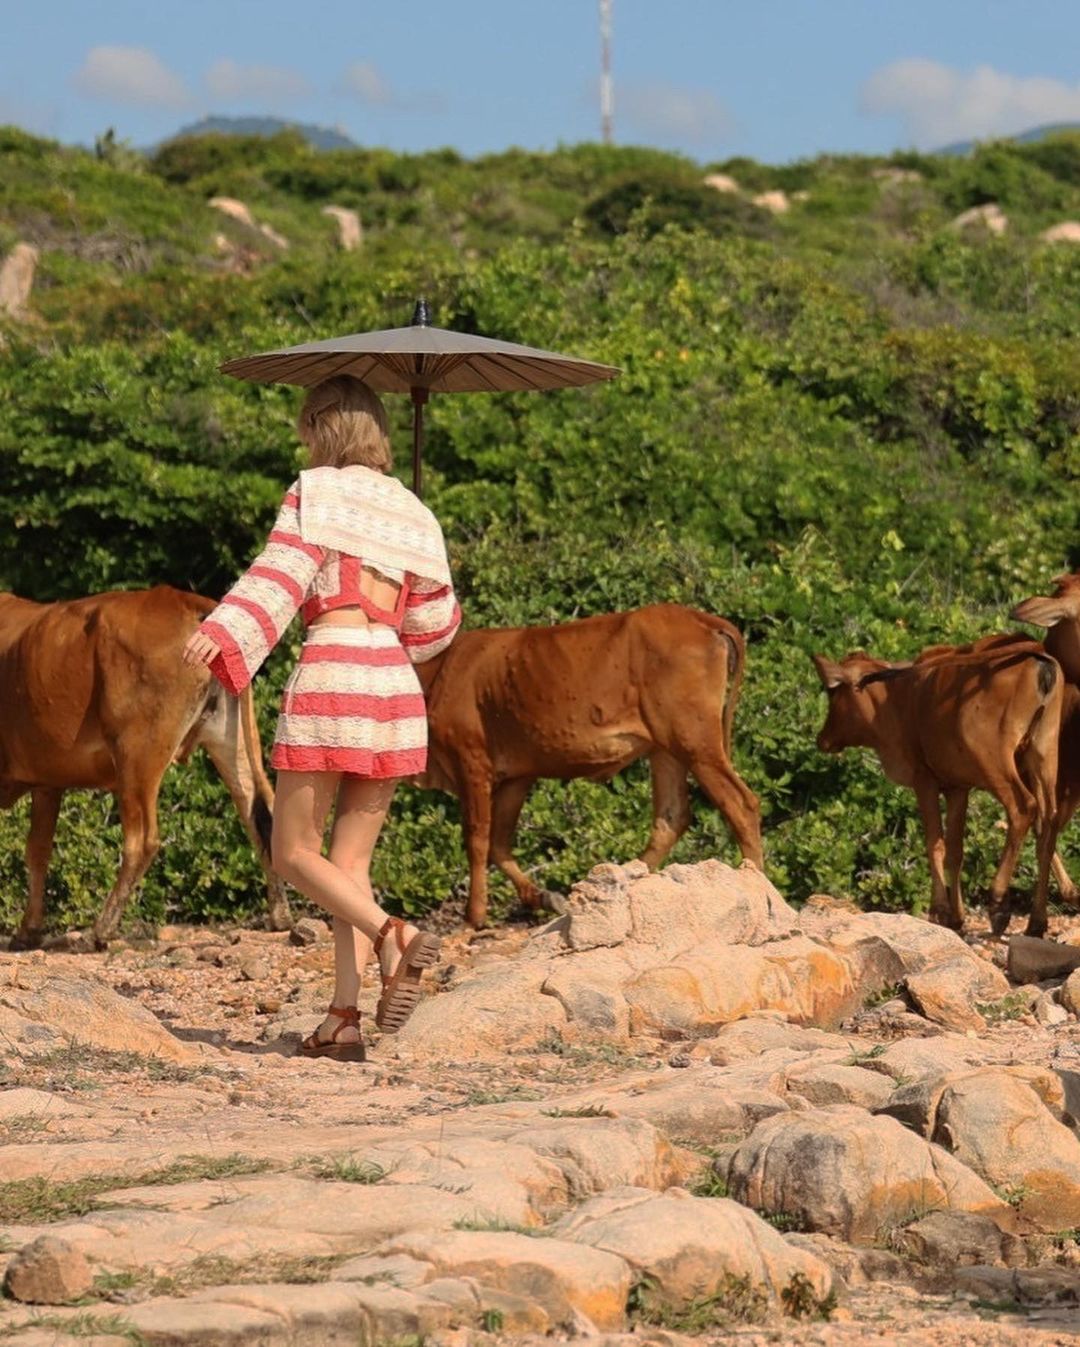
[399,577,462,664]
[183,483,325,694]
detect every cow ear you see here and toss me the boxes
[812,654,845,690]
[1011,595,1069,628]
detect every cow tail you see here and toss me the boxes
[239,687,274,857]
[719,624,746,759]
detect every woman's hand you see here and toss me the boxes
[182,631,221,668]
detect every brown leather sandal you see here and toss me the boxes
[296,1005,366,1061]
[374,918,441,1032]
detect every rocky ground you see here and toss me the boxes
[3,860,1080,1346]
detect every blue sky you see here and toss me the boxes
[4,1,1080,163]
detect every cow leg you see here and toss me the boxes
[913,779,953,929]
[458,769,495,928]
[92,775,163,948]
[986,778,1038,938]
[1053,852,1080,905]
[489,777,554,911]
[641,750,691,870]
[197,692,291,931]
[942,788,969,932]
[687,751,764,869]
[12,788,63,950]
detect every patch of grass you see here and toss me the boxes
[452,1216,547,1236]
[8,1312,146,1342]
[91,1252,345,1301]
[0,1153,270,1223]
[992,1181,1032,1210]
[540,1103,615,1118]
[464,1086,545,1107]
[19,1046,236,1092]
[689,1167,730,1199]
[782,1271,837,1321]
[761,1209,807,1233]
[307,1155,387,1184]
[628,1273,769,1331]
[977,991,1031,1023]
[864,982,904,1009]
[0,1114,51,1143]
[480,1308,505,1332]
[845,1043,887,1066]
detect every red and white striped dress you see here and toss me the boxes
[199,466,460,778]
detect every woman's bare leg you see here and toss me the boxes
[272,771,424,1039]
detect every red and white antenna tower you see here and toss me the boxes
[600,0,614,145]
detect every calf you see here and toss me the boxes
[415,604,763,926]
[813,647,1062,935]
[0,587,290,949]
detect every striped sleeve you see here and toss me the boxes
[200,483,324,695]
[399,575,462,664]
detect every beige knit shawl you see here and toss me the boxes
[298,465,452,587]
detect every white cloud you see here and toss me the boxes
[205,59,310,103]
[72,45,190,109]
[860,59,1080,147]
[619,81,733,146]
[340,61,393,106]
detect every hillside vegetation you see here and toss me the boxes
[2,124,1080,933]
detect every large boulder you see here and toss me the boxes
[928,1071,1080,1231]
[904,956,1011,1032]
[0,242,38,319]
[0,961,201,1064]
[4,1235,92,1304]
[553,1186,832,1308]
[727,1106,1014,1243]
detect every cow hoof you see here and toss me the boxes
[8,930,43,952]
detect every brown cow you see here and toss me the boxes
[0,587,290,949]
[813,647,1062,936]
[414,604,763,927]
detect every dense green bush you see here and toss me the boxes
[2,127,1080,936]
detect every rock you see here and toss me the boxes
[239,955,270,982]
[553,1187,832,1308]
[878,1065,1067,1137]
[509,1117,683,1201]
[784,1231,904,1287]
[949,203,1008,235]
[752,190,790,213]
[703,173,740,193]
[1041,221,1080,245]
[1061,969,1080,1016]
[258,221,289,250]
[929,1070,1080,1231]
[0,242,38,319]
[322,204,363,250]
[783,1061,894,1110]
[394,964,564,1056]
[705,1018,854,1065]
[623,934,860,1038]
[901,1210,1027,1268]
[290,917,330,947]
[1035,990,1069,1026]
[4,1235,92,1304]
[727,1106,1014,1243]
[541,948,633,1036]
[0,964,200,1063]
[208,196,256,227]
[0,1086,91,1121]
[1007,935,1080,983]
[1057,1069,1080,1128]
[905,956,1009,1032]
[382,1230,632,1331]
[952,1264,1080,1306]
[858,1034,1000,1083]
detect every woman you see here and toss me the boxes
[183,375,460,1060]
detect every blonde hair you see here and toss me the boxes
[297,376,393,472]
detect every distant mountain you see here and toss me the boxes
[160,116,357,151]
[936,121,1080,156]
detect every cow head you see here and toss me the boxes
[812,651,892,754]
[1011,572,1080,629]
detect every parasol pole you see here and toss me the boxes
[410,297,432,497]
[410,385,428,498]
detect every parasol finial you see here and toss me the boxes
[411,297,432,327]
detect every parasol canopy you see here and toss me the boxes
[220,299,619,495]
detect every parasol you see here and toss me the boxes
[220,299,620,496]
